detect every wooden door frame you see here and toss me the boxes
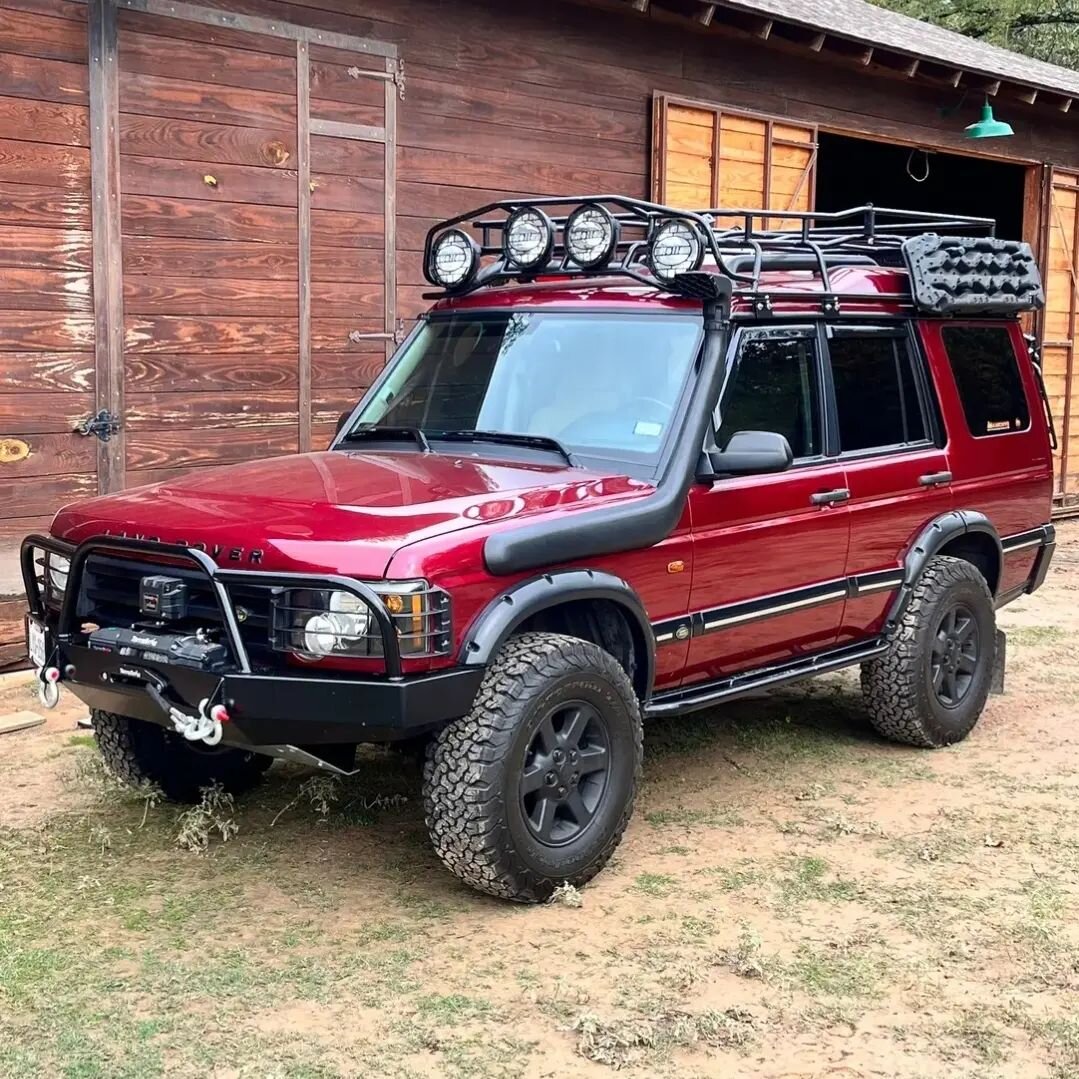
[86,0,400,482]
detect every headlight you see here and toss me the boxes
[503,207,554,271]
[274,583,450,660]
[45,553,70,603]
[649,219,704,282]
[565,204,619,269]
[429,228,479,289]
[300,591,372,658]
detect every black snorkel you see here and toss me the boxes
[483,275,732,575]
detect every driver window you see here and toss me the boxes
[717,328,822,460]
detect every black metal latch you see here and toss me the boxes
[74,409,121,442]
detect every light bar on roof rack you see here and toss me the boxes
[421,198,1043,315]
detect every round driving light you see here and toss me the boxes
[302,613,339,657]
[504,207,554,271]
[565,205,619,269]
[430,228,479,289]
[650,219,704,282]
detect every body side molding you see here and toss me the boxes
[460,569,656,697]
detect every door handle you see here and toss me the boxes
[918,471,952,487]
[810,488,850,506]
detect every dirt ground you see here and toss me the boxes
[2,525,1079,1079]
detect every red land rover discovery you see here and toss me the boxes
[23,198,1056,901]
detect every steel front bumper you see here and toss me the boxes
[56,640,483,745]
[21,533,483,747]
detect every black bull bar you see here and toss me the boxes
[19,534,482,745]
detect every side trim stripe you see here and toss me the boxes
[651,524,1053,646]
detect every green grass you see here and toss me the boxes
[632,872,678,897]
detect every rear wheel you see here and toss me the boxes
[861,556,996,748]
[93,710,271,803]
[423,632,642,902]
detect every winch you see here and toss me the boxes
[87,624,230,673]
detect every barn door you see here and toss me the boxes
[652,94,817,223]
[1042,168,1078,502]
[108,0,397,488]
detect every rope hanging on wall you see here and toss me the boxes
[906,148,930,183]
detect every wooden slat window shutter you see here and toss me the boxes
[652,93,817,228]
[1043,168,1079,499]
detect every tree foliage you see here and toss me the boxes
[873,0,1079,70]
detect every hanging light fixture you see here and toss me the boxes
[964,97,1014,139]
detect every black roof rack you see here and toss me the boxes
[422,196,1044,318]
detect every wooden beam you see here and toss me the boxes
[1060,97,1073,114]
[755,17,773,39]
[809,32,826,51]
[296,39,311,455]
[697,2,716,26]
[630,0,649,10]
[1017,87,1039,105]
[984,80,1001,96]
[904,58,920,77]
[88,0,125,495]
[858,46,874,66]
[948,68,963,87]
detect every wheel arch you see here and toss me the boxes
[460,570,655,700]
[888,510,1002,630]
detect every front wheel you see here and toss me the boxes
[423,632,643,902]
[861,555,996,748]
[93,710,272,803]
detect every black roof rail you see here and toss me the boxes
[421,196,1042,317]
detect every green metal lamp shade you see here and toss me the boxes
[965,101,1014,139]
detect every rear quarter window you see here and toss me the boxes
[941,326,1030,437]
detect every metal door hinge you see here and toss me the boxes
[74,409,121,442]
[395,56,406,99]
[393,318,406,344]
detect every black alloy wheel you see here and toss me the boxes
[930,601,980,707]
[519,700,611,846]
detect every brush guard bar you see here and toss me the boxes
[21,533,408,677]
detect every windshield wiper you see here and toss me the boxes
[340,424,432,453]
[435,429,574,466]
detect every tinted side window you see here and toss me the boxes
[829,334,927,452]
[718,329,821,459]
[941,326,1030,437]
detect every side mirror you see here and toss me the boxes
[334,410,352,437]
[707,430,793,476]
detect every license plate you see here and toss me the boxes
[27,618,46,669]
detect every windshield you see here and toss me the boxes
[347,312,703,466]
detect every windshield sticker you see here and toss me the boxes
[633,420,663,438]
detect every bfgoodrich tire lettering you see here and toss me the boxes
[861,556,996,748]
[423,632,643,902]
[93,710,271,803]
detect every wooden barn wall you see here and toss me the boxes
[2,0,1079,667]
[0,0,93,667]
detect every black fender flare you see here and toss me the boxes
[459,569,656,699]
[887,510,1002,629]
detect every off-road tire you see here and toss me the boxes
[423,632,643,902]
[93,710,271,803]
[861,556,996,748]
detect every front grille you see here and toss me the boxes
[78,553,275,669]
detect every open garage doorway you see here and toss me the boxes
[815,132,1028,240]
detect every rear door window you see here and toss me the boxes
[940,326,1030,437]
[828,331,929,453]
[718,327,822,460]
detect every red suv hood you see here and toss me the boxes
[50,450,652,578]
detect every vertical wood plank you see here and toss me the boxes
[89,0,125,493]
[709,108,720,210]
[296,38,311,453]
[384,61,397,362]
